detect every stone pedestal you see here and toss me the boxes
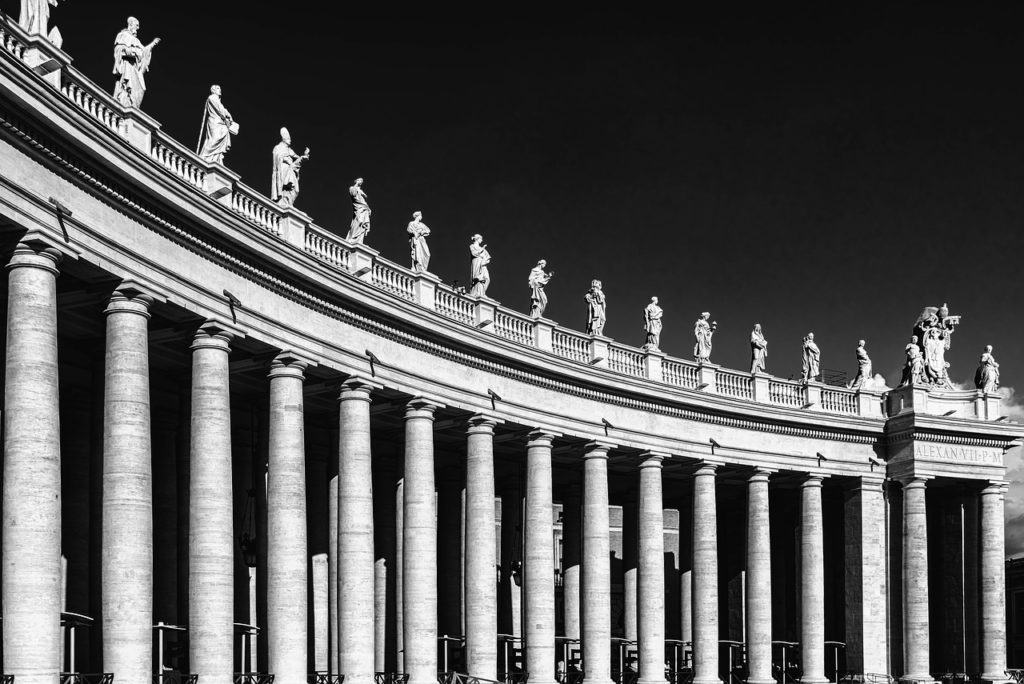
[745,469,773,684]
[582,443,614,684]
[637,453,667,684]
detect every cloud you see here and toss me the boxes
[1002,386,1024,556]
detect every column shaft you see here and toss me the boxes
[800,476,827,684]
[465,416,498,679]
[2,244,63,684]
[525,430,557,684]
[980,482,1009,683]
[637,454,666,684]
[562,487,582,643]
[404,399,439,684]
[267,357,309,684]
[691,464,720,684]
[843,478,888,676]
[338,378,377,684]
[902,478,933,682]
[746,470,773,684]
[189,325,236,684]
[102,290,155,684]
[583,444,613,684]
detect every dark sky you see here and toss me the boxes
[16,3,1024,392]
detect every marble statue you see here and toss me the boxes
[801,333,820,382]
[271,128,310,208]
[407,211,431,273]
[528,259,553,318]
[469,234,490,297]
[975,345,1000,393]
[643,297,663,350]
[112,17,160,108]
[693,312,716,363]
[347,178,371,243]
[20,0,60,41]
[197,85,235,164]
[849,339,872,389]
[911,302,959,388]
[900,335,924,386]
[750,323,767,374]
[585,280,606,336]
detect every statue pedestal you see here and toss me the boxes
[474,296,499,332]
[412,272,441,310]
[203,162,239,204]
[644,348,665,382]
[886,383,930,416]
[278,206,312,250]
[589,335,612,369]
[533,318,555,352]
[22,35,69,89]
[347,243,379,281]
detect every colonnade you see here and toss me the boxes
[0,239,1014,684]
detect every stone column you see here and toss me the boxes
[623,497,639,643]
[964,492,980,676]
[404,398,440,684]
[562,485,582,642]
[582,442,614,684]
[745,469,774,684]
[843,477,888,676]
[980,481,1010,684]
[101,288,156,684]
[338,377,377,684]
[637,453,667,684]
[800,475,827,684]
[329,468,340,675]
[2,243,63,684]
[902,477,934,683]
[267,354,309,684]
[525,430,558,684]
[691,463,721,684]
[465,415,499,680]
[189,322,239,684]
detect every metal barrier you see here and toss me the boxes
[376,673,410,684]
[309,674,344,684]
[719,640,745,684]
[771,641,800,684]
[154,675,198,684]
[666,669,694,684]
[438,672,504,684]
[1007,672,1024,684]
[60,676,113,684]
[824,641,846,682]
[501,673,528,684]
[234,675,275,684]
[1,675,11,684]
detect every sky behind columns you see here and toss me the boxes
[13,3,1024,550]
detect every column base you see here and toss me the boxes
[747,678,777,684]
[799,678,830,684]
[638,678,667,684]
[588,678,616,684]
[980,675,1013,684]
[691,678,723,684]
[899,677,935,684]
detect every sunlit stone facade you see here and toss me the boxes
[0,21,1019,684]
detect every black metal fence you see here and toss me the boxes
[309,674,344,684]
[234,674,275,684]
[61,675,114,684]
[375,673,410,684]
[154,674,198,684]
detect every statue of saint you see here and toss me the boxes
[584,280,606,336]
[271,127,310,208]
[112,17,160,108]
[975,345,1000,393]
[849,339,872,389]
[750,323,767,374]
[643,297,663,350]
[197,85,235,164]
[801,333,820,382]
[20,0,60,40]
[693,312,716,363]
[900,335,924,386]
[469,234,491,297]
[347,178,371,243]
[911,302,959,387]
[528,259,553,318]
[407,211,431,273]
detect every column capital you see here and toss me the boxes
[852,474,885,493]
[639,450,669,468]
[191,319,244,352]
[338,373,380,402]
[748,467,775,483]
[693,460,721,477]
[405,396,442,419]
[6,240,64,275]
[467,413,502,434]
[898,475,932,489]
[801,473,827,488]
[981,480,1010,496]
[104,289,155,319]
[583,440,615,459]
[526,428,560,448]
[268,352,309,381]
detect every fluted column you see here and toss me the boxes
[338,377,377,684]
[800,475,827,684]
[691,463,721,684]
[637,453,667,684]
[404,398,440,684]
[980,481,1010,684]
[267,354,309,684]
[466,415,499,679]
[3,243,63,684]
[189,322,239,684]
[102,288,156,684]
[745,469,774,684]
[902,477,934,683]
[582,442,614,684]
[525,430,558,684]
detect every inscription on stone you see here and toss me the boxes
[913,443,1001,465]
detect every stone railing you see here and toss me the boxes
[151,129,206,190]
[7,30,1000,423]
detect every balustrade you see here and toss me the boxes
[371,263,416,301]
[662,359,700,388]
[434,286,476,325]
[607,344,645,377]
[151,133,206,189]
[769,380,805,408]
[231,183,282,236]
[305,226,351,270]
[493,310,534,346]
[60,79,121,133]
[0,24,28,61]
[820,388,857,414]
[551,329,590,363]
[715,369,753,399]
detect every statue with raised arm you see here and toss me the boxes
[469,234,491,297]
[693,312,717,363]
[849,340,872,389]
[899,335,924,386]
[112,17,160,108]
[528,259,553,318]
[20,0,60,41]
[750,323,767,374]
[197,85,235,164]
[911,302,960,387]
[585,280,606,336]
[407,211,431,273]
[643,297,663,350]
[271,127,310,208]
[975,345,1000,393]
[347,178,371,243]
[801,332,820,382]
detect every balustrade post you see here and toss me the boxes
[751,373,770,402]
[119,107,159,153]
[534,318,555,352]
[644,348,664,382]
[804,381,822,410]
[474,296,498,332]
[348,243,379,281]
[413,272,441,310]
[589,334,610,368]
[856,388,884,418]
[278,205,312,250]
[697,363,717,393]
[203,162,240,203]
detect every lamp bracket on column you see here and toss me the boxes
[487,388,501,411]
[365,349,381,377]
[601,417,613,436]
[709,437,720,455]
[222,289,242,324]
[868,457,881,472]
[47,196,73,243]
[816,451,828,467]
